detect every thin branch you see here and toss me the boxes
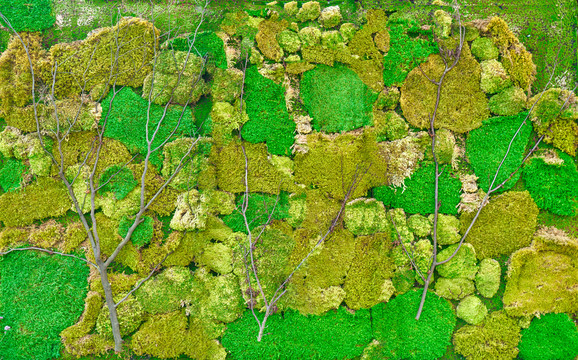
[0,247,97,268]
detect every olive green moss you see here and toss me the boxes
[0,177,70,227]
[130,310,226,359]
[375,87,400,111]
[297,1,321,22]
[372,110,409,142]
[522,148,578,216]
[370,289,456,360]
[319,6,342,29]
[222,307,372,360]
[211,68,243,103]
[488,86,527,116]
[503,227,578,317]
[283,227,355,315]
[460,191,538,259]
[466,113,532,193]
[142,50,210,106]
[343,232,395,309]
[135,266,194,315]
[400,41,490,133]
[436,243,478,280]
[435,277,475,300]
[373,162,462,215]
[232,224,295,311]
[429,213,461,245]
[255,17,288,61]
[210,138,296,194]
[475,258,501,298]
[518,313,578,360]
[0,251,88,360]
[457,295,488,325]
[95,296,143,338]
[527,88,578,156]
[453,310,521,360]
[320,30,345,50]
[277,29,301,53]
[241,66,295,156]
[407,214,431,237]
[298,26,322,47]
[43,17,159,99]
[0,227,28,250]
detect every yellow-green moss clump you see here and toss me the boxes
[453,310,521,360]
[0,177,70,227]
[475,258,501,298]
[480,59,512,94]
[457,295,488,325]
[489,86,527,116]
[130,310,226,359]
[460,191,538,259]
[256,17,288,61]
[400,42,489,133]
[527,88,578,156]
[142,50,210,106]
[135,266,194,314]
[484,17,536,92]
[0,126,52,177]
[435,277,475,300]
[343,233,395,309]
[343,198,391,235]
[429,213,460,245]
[170,189,235,231]
[436,243,479,280]
[470,37,499,61]
[60,292,113,357]
[503,227,578,317]
[42,17,159,99]
[95,297,143,338]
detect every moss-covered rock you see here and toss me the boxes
[437,243,478,280]
[297,1,321,22]
[503,227,578,317]
[475,258,501,298]
[400,43,489,133]
[453,310,521,360]
[457,295,488,325]
[470,37,499,61]
[489,86,526,116]
[460,191,538,259]
[299,26,322,47]
[435,277,475,300]
[407,214,432,237]
[319,5,342,29]
[480,59,512,94]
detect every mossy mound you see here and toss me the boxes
[255,17,288,61]
[135,266,194,315]
[161,137,214,191]
[343,198,391,236]
[436,243,478,280]
[95,297,143,338]
[460,191,538,259]
[301,63,377,133]
[488,86,527,116]
[522,147,578,216]
[518,313,578,360]
[400,42,489,133]
[470,37,499,61]
[456,295,488,325]
[466,112,533,193]
[503,227,578,317]
[241,66,295,156]
[475,258,501,298]
[373,162,462,215]
[453,310,521,360]
[479,59,512,94]
[370,289,456,360]
[222,192,289,233]
[435,277,475,300]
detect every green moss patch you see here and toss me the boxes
[222,192,290,233]
[0,251,88,360]
[466,112,533,193]
[166,31,227,70]
[519,313,578,360]
[301,63,377,133]
[0,158,26,192]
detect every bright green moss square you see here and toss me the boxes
[0,251,88,360]
[118,215,154,249]
[0,158,26,192]
[221,192,290,234]
[301,63,377,133]
[519,313,578,360]
[0,0,54,32]
[98,165,138,201]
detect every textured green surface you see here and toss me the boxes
[98,165,138,201]
[0,0,54,32]
[222,192,290,233]
[0,157,26,192]
[0,251,88,360]
[519,313,578,360]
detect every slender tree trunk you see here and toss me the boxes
[257,308,270,342]
[98,262,123,351]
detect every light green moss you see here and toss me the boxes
[480,59,513,94]
[95,296,143,338]
[457,295,488,325]
[170,189,235,231]
[135,266,194,314]
[407,214,432,237]
[503,227,578,317]
[321,30,345,50]
[340,23,358,42]
[437,243,478,280]
[344,198,391,236]
[211,68,243,103]
[297,1,321,22]
[284,1,298,17]
[299,26,322,47]
[433,128,455,164]
[433,10,452,38]
[210,101,249,146]
[471,37,499,61]
[435,277,475,300]
[428,213,460,245]
[372,110,409,142]
[453,310,521,360]
[287,193,307,228]
[374,87,400,111]
[475,258,501,298]
[277,29,301,53]
[400,42,489,133]
[319,5,342,29]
